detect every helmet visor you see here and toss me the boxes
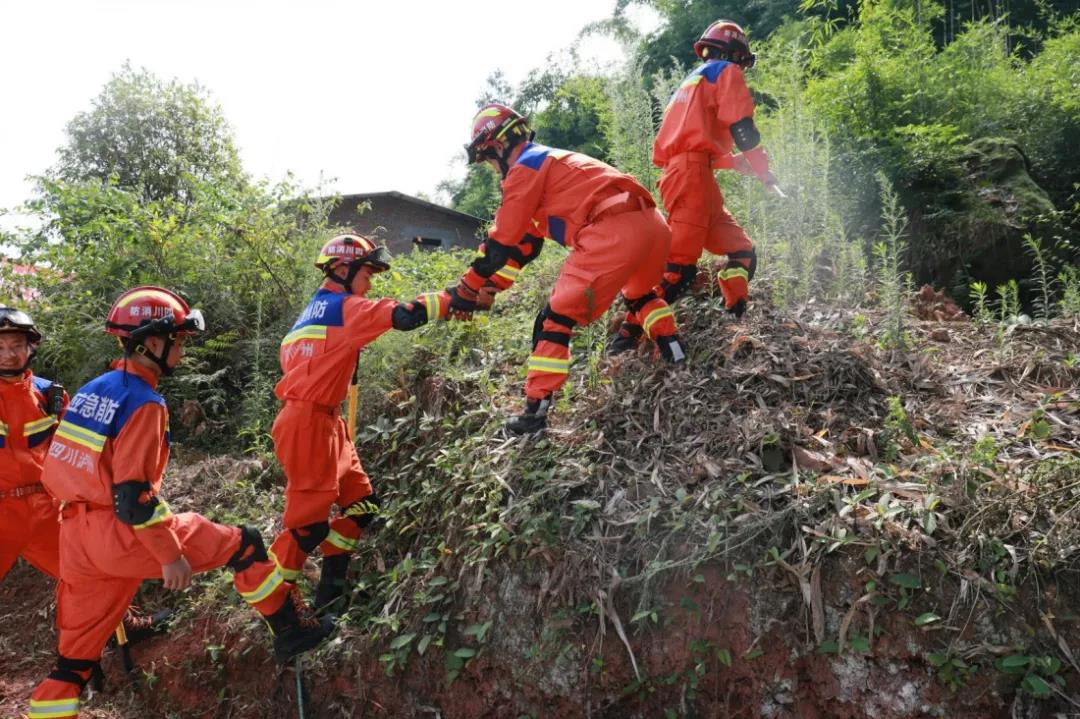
[179,309,206,333]
[365,247,392,272]
[0,307,34,330]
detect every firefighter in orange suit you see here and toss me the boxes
[449,103,687,435]
[29,287,333,719]
[269,235,450,615]
[612,20,777,354]
[0,307,67,581]
[1,307,170,657]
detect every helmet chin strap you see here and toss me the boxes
[129,336,175,376]
[325,261,367,294]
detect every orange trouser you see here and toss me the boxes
[0,491,60,581]
[29,507,288,717]
[267,403,374,584]
[526,207,677,400]
[651,152,755,311]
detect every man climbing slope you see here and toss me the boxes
[267,235,450,615]
[612,19,778,354]
[449,103,687,434]
[29,287,332,719]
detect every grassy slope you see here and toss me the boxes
[2,250,1079,718]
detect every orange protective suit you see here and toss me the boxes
[650,59,759,312]
[268,289,447,585]
[0,370,66,580]
[29,360,289,719]
[468,143,678,400]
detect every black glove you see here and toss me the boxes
[727,298,747,319]
[518,234,544,266]
[447,283,479,320]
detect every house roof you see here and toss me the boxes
[336,191,486,225]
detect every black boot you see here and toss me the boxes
[656,334,687,364]
[265,588,336,663]
[505,397,550,435]
[314,554,351,616]
[609,322,643,356]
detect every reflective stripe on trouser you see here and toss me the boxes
[28,695,81,718]
[659,156,753,267]
[30,515,290,716]
[528,207,671,398]
[718,264,750,311]
[525,327,572,401]
[628,296,678,341]
[269,404,375,573]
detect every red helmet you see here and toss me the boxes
[315,234,391,275]
[694,20,755,68]
[105,286,205,340]
[465,103,533,164]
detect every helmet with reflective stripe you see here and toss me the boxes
[465,103,534,165]
[0,306,42,344]
[105,286,205,340]
[694,20,755,68]
[315,234,391,275]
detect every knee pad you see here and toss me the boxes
[227,525,268,572]
[290,521,330,554]
[343,493,383,530]
[659,263,698,304]
[728,249,757,281]
[48,655,99,690]
[531,304,576,350]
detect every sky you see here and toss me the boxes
[0,0,658,228]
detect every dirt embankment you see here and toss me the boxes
[2,285,1079,718]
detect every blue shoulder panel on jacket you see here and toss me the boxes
[31,376,54,394]
[291,289,346,331]
[515,143,550,171]
[63,370,165,440]
[697,59,733,84]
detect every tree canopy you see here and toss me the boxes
[50,63,246,204]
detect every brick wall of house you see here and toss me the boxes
[328,195,483,257]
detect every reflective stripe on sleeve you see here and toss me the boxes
[133,499,173,530]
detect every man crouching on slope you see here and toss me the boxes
[29,287,332,719]
[267,234,451,616]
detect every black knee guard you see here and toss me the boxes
[531,304,576,350]
[622,291,658,315]
[659,263,698,304]
[343,493,382,530]
[48,655,99,690]
[290,521,330,554]
[728,249,757,281]
[227,525,268,572]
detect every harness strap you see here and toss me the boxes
[0,482,46,500]
[283,399,338,416]
[588,192,653,223]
